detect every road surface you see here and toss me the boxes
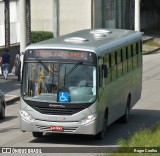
[0,53,160,155]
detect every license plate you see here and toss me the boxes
[50,126,64,131]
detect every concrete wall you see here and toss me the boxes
[31,0,53,31]
[59,0,91,35]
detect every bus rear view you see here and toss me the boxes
[20,29,142,140]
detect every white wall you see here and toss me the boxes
[31,0,53,31]
[0,2,5,46]
[59,0,91,35]
[10,0,20,44]
[0,0,19,47]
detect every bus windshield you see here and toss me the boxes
[22,61,97,103]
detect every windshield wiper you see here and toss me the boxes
[63,60,83,88]
[64,60,83,78]
[38,60,58,76]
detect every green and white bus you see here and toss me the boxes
[20,29,142,139]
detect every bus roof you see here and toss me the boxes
[27,29,142,55]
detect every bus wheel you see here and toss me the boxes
[121,97,130,123]
[32,132,43,138]
[0,105,5,119]
[95,115,107,140]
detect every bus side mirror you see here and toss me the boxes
[102,65,108,78]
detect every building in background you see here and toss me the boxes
[0,0,20,47]
[1,0,159,48]
[31,0,134,36]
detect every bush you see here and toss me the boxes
[31,31,53,43]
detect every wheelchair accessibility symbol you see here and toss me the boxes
[58,91,69,102]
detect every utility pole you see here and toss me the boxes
[135,0,140,31]
[4,0,10,49]
[19,0,27,79]
[19,0,27,53]
[26,0,31,45]
[53,0,59,37]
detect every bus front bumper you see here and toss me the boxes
[20,113,99,135]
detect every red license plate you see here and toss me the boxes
[50,126,64,131]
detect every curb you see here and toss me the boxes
[143,36,154,43]
[143,45,160,55]
[6,96,20,105]
[143,48,160,55]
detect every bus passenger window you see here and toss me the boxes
[128,46,132,71]
[137,42,142,66]
[132,44,137,69]
[112,52,117,80]
[98,59,103,87]
[123,48,128,74]
[117,50,123,77]
[115,52,118,65]
[105,54,111,85]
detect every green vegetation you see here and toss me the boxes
[145,40,160,47]
[104,124,160,156]
[31,31,53,43]
[119,124,160,147]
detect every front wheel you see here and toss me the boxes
[95,115,107,140]
[32,132,43,138]
[0,105,5,119]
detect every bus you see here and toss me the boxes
[20,29,142,140]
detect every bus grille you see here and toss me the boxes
[36,125,78,133]
[31,106,84,115]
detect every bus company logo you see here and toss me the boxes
[49,104,65,108]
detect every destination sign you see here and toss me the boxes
[25,49,97,63]
[26,49,88,60]
[36,50,85,58]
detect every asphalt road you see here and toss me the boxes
[0,53,160,155]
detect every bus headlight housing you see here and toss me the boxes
[79,113,97,125]
[20,110,34,122]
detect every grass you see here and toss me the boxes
[145,40,160,47]
[119,124,160,147]
[103,124,160,156]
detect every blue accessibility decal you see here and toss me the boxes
[58,91,69,102]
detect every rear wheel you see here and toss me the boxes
[32,132,43,138]
[0,105,5,119]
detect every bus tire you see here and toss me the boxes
[121,96,131,123]
[95,113,107,140]
[32,132,43,138]
[0,105,5,119]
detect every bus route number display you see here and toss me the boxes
[33,50,88,60]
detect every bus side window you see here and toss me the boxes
[128,45,132,72]
[104,54,111,85]
[98,59,103,87]
[117,49,123,77]
[123,47,128,74]
[111,52,117,81]
[132,43,137,69]
[137,41,142,66]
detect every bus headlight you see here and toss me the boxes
[20,110,34,122]
[79,113,97,125]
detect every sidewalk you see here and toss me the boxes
[143,35,160,54]
[0,74,20,105]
